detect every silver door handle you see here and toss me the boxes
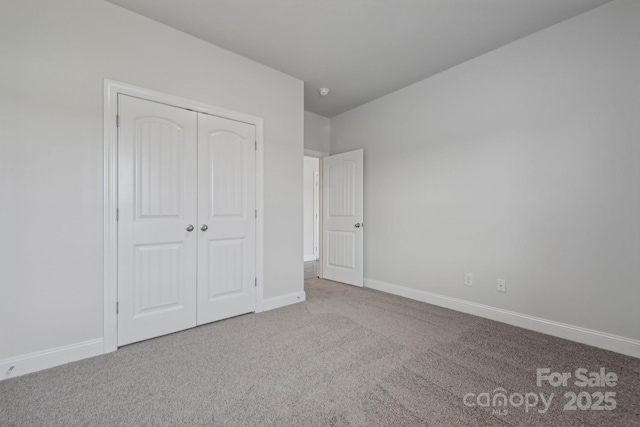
[354,223,361,228]
[200,224,208,232]
[186,225,194,232]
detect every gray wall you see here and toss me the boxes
[331,0,640,341]
[0,0,303,360]
[304,111,331,154]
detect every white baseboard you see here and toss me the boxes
[364,278,640,359]
[0,338,104,381]
[262,291,306,312]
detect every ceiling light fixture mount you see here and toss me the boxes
[319,88,330,96]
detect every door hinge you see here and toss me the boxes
[255,140,257,151]
[255,209,257,219]
[116,115,119,128]
[116,208,119,221]
[255,278,257,287]
[116,301,119,314]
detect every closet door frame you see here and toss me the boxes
[103,80,265,353]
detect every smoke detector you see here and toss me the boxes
[319,88,330,96]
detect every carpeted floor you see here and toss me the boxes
[1,279,639,426]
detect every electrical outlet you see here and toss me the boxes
[497,279,506,292]
[464,273,473,287]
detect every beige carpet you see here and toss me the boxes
[1,279,639,426]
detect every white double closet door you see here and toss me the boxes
[117,95,256,346]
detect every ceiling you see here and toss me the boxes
[106,0,612,118]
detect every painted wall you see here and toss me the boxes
[303,157,320,261]
[304,111,331,154]
[331,0,640,342]
[0,0,303,360]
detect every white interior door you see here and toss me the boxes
[196,114,257,325]
[322,149,364,287]
[117,95,198,346]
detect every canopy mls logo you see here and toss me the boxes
[463,388,554,415]
[463,367,618,416]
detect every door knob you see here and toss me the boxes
[354,223,361,228]
[186,225,194,232]
[200,224,208,232]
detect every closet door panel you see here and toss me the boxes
[197,114,256,324]
[117,95,198,346]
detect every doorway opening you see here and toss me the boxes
[302,149,364,286]
[303,156,320,280]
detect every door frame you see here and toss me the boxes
[103,80,265,353]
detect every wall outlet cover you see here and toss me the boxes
[464,273,473,287]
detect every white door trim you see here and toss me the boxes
[103,80,265,354]
[303,148,329,158]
